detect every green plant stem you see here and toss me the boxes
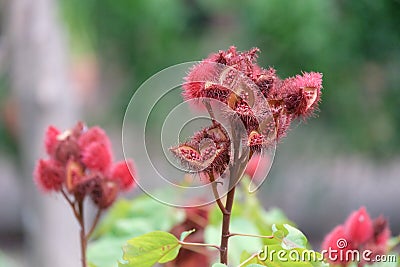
[179,240,221,251]
[238,253,259,267]
[228,232,273,239]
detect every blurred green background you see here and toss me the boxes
[58,0,400,156]
[0,0,399,266]
[1,0,399,157]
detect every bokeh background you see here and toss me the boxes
[0,0,399,266]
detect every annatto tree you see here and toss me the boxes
[34,47,399,267]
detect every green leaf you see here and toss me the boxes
[208,190,295,241]
[212,264,228,267]
[88,192,185,267]
[87,237,126,267]
[272,224,308,249]
[240,224,329,267]
[272,229,285,240]
[119,231,181,267]
[388,236,400,250]
[247,264,266,267]
[94,194,185,239]
[180,229,195,241]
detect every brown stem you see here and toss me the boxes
[219,122,242,264]
[61,189,80,221]
[219,186,236,264]
[203,100,218,126]
[61,189,90,267]
[78,201,87,267]
[219,120,255,264]
[209,172,230,215]
[86,209,102,240]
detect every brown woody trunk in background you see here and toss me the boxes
[4,0,81,266]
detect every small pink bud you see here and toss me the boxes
[373,216,391,247]
[44,126,61,156]
[78,126,112,151]
[344,206,374,245]
[321,225,352,265]
[34,159,64,192]
[91,180,119,209]
[111,160,136,191]
[292,72,323,115]
[81,142,112,172]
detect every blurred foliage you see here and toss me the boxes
[0,250,16,267]
[205,179,298,266]
[89,179,329,267]
[60,0,400,157]
[0,75,18,157]
[87,192,185,267]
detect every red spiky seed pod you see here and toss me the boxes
[372,216,391,249]
[227,93,259,132]
[81,142,112,172]
[275,113,292,141]
[206,142,230,176]
[90,180,119,209]
[321,225,353,265]
[171,144,203,172]
[281,72,323,117]
[111,160,136,191]
[182,61,219,101]
[344,207,373,246]
[44,125,61,156]
[247,130,266,153]
[65,160,84,192]
[171,123,231,178]
[202,82,231,103]
[54,133,81,164]
[34,122,137,211]
[34,159,64,192]
[255,67,277,98]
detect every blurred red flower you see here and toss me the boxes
[34,122,137,209]
[244,154,271,182]
[321,207,391,266]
